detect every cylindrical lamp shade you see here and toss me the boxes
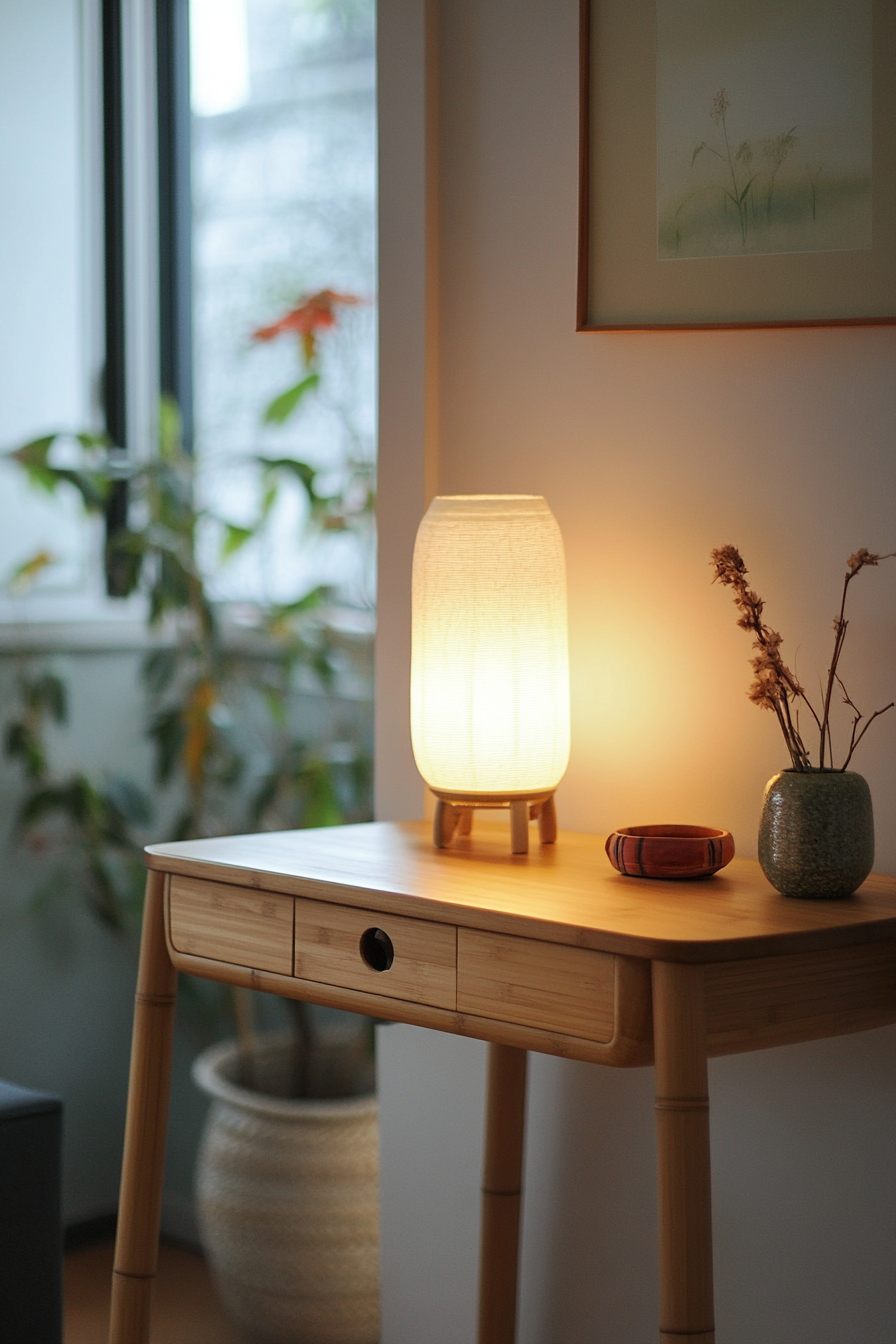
[411,495,570,796]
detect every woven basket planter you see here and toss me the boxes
[192,1034,379,1344]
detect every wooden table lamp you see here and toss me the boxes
[410,494,570,854]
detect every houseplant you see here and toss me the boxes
[192,1026,379,1344]
[4,290,379,1339]
[191,290,380,1344]
[711,544,894,898]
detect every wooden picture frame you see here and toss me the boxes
[577,0,896,332]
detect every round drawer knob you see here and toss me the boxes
[360,927,394,972]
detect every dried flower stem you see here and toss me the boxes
[835,673,895,771]
[711,545,895,771]
[817,550,896,766]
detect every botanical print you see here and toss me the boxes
[657,0,872,260]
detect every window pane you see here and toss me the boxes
[190,0,377,614]
[0,0,103,622]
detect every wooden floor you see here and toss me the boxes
[65,1241,248,1344]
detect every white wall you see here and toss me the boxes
[376,2,896,1340]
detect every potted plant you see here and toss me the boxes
[711,543,894,898]
[4,291,379,1340]
[5,291,374,921]
[192,1012,379,1344]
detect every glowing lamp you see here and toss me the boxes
[411,495,570,854]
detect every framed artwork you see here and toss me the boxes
[577,0,896,330]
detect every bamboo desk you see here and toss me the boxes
[110,821,896,1344]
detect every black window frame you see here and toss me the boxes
[156,0,194,450]
[101,0,129,595]
[101,0,194,595]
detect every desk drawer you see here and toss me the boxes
[457,929,616,1042]
[294,897,457,1010]
[168,876,294,975]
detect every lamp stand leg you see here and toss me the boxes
[108,871,178,1344]
[477,1044,528,1344]
[510,801,529,854]
[432,794,554,852]
[434,799,460,848]
[537,794,557,844]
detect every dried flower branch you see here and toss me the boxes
[711,544,895,771]
[834,673,895,771]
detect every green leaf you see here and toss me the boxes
[10,435,56,471]
[310,646,337,690]
[86,854,126,931]
[262,374,320,425]
[19,780,87,829]
[8,437,114,508]
[4,723,46,780]
[10,446,111,510]
[271,585,329,619]
[105,530,146,596]
[259,481,278,521]
[147,547,196,627]
[260,685,287,726]
[29,672,67,724]
[19,465,59,494]
[103,776,153,828]
[159,395,183,461]
[221,523,254,559]
[8,550,56,591]
[142,647,180,697]
[259,457,319,501]
[300,760,342,829]
[148,708,185,785]
[75,431,112,454]
[211,746,244,790]
[170,809,197,843]
[61,469,111,511]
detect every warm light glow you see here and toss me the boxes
[411,495,570,795]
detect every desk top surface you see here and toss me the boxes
[146,821,896,962]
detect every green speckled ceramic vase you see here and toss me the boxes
[758,768,874,900]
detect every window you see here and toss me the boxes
[0,0,107,624]
[1,0,377,626]
[189,0,377,614]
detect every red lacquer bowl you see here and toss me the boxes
[605,825,735,880]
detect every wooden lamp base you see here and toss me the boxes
[431,789,557,855]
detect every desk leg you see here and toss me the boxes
[108,871,178,1344]
[652,962,715,1344]
[477,1044,528,1344]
